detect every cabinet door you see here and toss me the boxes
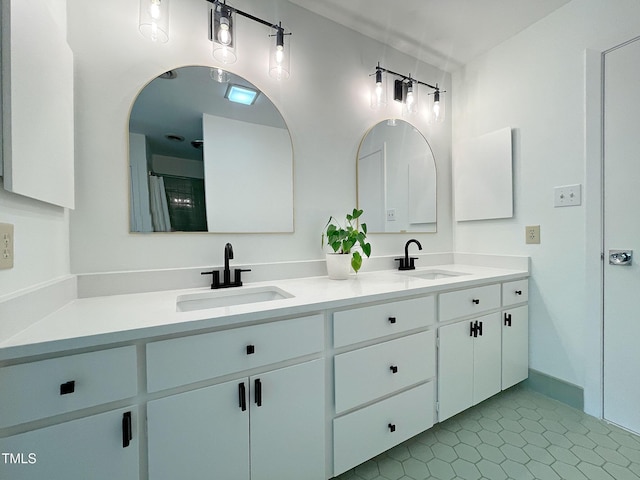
[473,313,502,404]
[0,407,139,480]
[250,359,325,480]
[502,306,529,389]
[147,380,249,480]
[438,320,474,421]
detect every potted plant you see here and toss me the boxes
[322,208,372,279]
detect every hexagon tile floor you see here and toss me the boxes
[332,386,640,480]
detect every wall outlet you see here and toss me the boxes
[386,209,396,222]
[0,223,14,269]
[554,184,582,207]
[526,225,540,244]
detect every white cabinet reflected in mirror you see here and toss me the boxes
[129,66,294,233]
[357,120,437,233]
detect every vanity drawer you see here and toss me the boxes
[334,330,435,413]
[147,314,323,392]
[439,284,501,322]
[502,279,529,306]
[333,382,434,476]
[0,346,138,428]
[333,296,434,348]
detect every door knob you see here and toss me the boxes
[609,250,633,266]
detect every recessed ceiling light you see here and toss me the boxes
[224,84,259,105]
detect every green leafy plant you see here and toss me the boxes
[322,208,372,273]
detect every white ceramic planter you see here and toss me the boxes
[325,253,352,280]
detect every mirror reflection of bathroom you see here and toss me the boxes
[357,119,437,233]
[129,66,294,233]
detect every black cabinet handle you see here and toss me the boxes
[255,378,262,407]
[515,290,522,295]
[239,382,247,411]
[477,321,483,336]
[472,298,480,305]
[504,313,512,327]
[388,423,396,433]
[60,380,75,395]
[246,344,255,355]
[388,316,397,324]
[470,321,475,337]
[122,411,132,448]
[390,365,398,374]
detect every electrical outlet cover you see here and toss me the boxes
[0,223,14,269]
[526,225,540,244]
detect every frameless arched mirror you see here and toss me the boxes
[129,66,293,233]
[357,119,437,233]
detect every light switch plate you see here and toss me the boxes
[554,184,582,207]
[386,209,396,221]
[0,223,15,269]
[526,225,540,244]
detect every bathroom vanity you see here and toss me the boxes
[0,261,528,479]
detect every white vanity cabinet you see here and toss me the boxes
[146,315,325,480]
[0,347,139,480]
[437,281,529,422]
[438,312,502,421]
[332,296,436,476]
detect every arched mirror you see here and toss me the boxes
[357,119,437,233]
[129,66,294,233]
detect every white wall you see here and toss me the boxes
[66,0,452,274]
[452,0,640,412]
[0,0,70,299]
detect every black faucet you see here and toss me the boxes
[201,243,251,289]
[395,239,423,270]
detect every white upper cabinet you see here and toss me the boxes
[1,0,75,208]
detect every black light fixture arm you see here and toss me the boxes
[372,62,445,93]
[207,0,290,36]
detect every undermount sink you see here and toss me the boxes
[176,286,294,312]
[400,269,469,280]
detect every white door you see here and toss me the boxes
[0,407,139,480]
[438,320,474,421]
[250,359,325,480]
[147,380,250,480]
[502,306,529,390]
[603,36,640,434]
[473,313,502,404]
[357,145,386,231]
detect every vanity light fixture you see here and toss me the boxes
[225,84,259,105]
[207,0,292,79]
[371,64,445,123]
[139,0,170,43]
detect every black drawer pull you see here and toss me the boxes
[388,423,396,433]
[239,382,247,411]
[515,290,522,295]
[122,411,132,448]
[504,313,512,327]
[255,378,262,407]
[60,380,75,395]
[477,321,483,336]
[472,298,480,305]
[390,365,398,374]
[246,344,255,355]
[388,317,397,324]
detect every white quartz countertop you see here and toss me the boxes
[0,264,528,362]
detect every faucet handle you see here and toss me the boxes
[234,268,252,286]
[394,258,407,270]
[201,270,220,289]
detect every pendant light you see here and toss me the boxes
[428,86,446,124]
[211,3,237,64]
[370,63,388,109]
[269,24,290,80]
[139,0,170,43]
